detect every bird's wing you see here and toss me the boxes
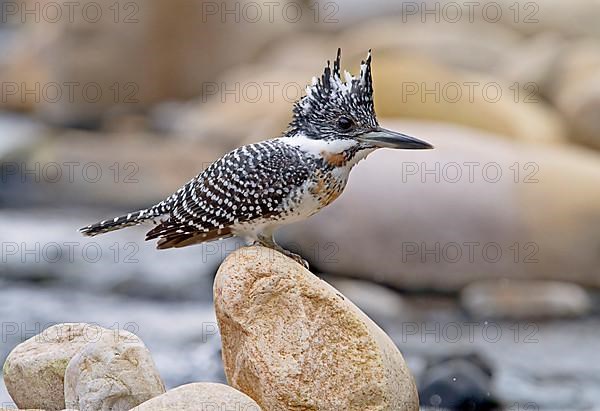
[145,140,313,248]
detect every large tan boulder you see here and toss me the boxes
[64,329,165,410]
[359,0,600,39]
[10,129,225,208]
[556,73,600,150]
[548,39,600,150]
[461,280,592,319]
[132,383,261,410]
[486,0,600,38]
[369,53,566,145]
[495,32,568,95]
[2,323,109,411]
[339,15,523,74]
[214,246,419,411]
[166,64,308,147]
[0,28,50,112]
[4,0,296,126]
[279,120,600,291]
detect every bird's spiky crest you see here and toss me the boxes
[286,48,375,137]
[301,48,372,111]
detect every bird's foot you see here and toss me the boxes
[282,250,310,269]
[251,238,309,269]
[267,245,310,269]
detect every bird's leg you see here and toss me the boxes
[256,233,309,269]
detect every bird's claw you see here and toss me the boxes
[288,252,310,269]
[277,247,310,269]
[252,237,309,269]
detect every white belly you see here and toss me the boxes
[231,180,328,243]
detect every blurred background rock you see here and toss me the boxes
[1,0,599,410]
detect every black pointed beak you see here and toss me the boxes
[357,127,433,150]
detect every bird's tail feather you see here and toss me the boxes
[79,208,159,237]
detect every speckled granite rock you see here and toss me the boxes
[64,329,165,410]
[133,382,261,410]
[3,323,109,410]
[214,246,419,411]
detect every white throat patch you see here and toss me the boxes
[279,134,359,156]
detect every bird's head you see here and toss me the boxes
[286,49,433,151]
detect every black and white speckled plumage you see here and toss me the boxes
[80,49,383,251]
[146,140,324,248]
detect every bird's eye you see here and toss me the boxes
[337,116,354,131]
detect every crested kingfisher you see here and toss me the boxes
[80,49,433,266]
